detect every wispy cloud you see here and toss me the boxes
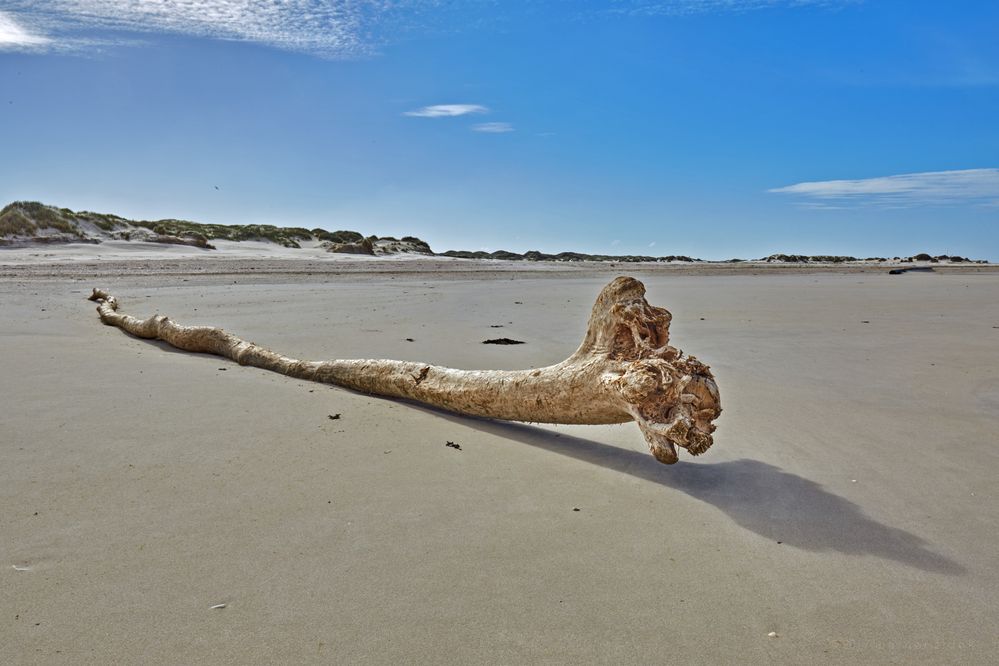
[0,1,400,56]
[770,169,999,207]
[0,10,52,49]
[1,1,860,57]
[404,104,489,118]
[605,0,860,17]
[472,122,514,133]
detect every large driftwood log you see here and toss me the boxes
[88,277,721,464]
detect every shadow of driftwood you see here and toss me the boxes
[417,408,964,575]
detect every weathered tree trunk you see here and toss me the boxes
[88,277,721,464]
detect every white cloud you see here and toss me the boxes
[2,1,860,57]
[794,202,849,210]
[404,104,489,118]
[0,1,397,56]
[472,122,514,133]
[649,241,656,247]
[770,169,999,207]
[0,10,52,49]
[609,1,859,16]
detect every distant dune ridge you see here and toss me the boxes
[0,201,422,254]
[0,201,984,264]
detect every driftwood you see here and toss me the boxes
[88,277,721,464]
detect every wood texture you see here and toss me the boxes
[89,277,721,464]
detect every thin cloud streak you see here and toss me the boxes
[0,1,385,56]
[472,122,514,133]
[0,10,52,49]
[606,0,860,17]
[770,168,999,207]
[404,104,489,118]
[1,1,862,57]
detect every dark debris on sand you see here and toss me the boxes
[889,266,935,275]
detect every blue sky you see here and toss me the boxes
[1,1,997,259]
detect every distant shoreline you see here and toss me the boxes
[3,251,997,284]
[1,200,991,266]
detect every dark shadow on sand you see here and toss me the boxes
[413,406,964,575]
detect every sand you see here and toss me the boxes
[2,249,999,663]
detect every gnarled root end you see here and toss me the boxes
[598,277,722,464]
[627,374,721,464]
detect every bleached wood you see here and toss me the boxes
[88,277,720,464]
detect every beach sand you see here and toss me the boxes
[2,252,999,663]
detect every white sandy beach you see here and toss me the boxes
[3,252,999,663]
